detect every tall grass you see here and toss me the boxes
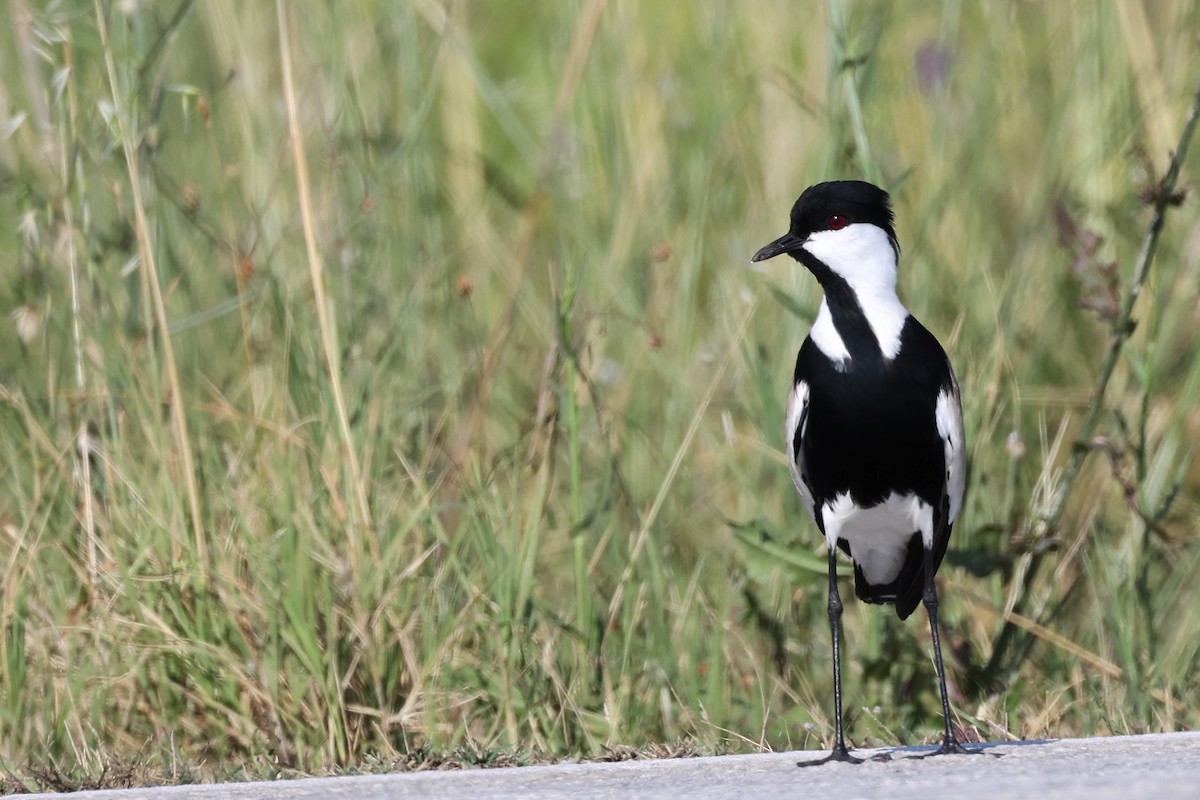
[1,0,1198,783]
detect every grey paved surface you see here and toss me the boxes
[21,732,1200,799]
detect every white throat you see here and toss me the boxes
[803,223,909,361]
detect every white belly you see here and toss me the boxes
[821,491,934,586]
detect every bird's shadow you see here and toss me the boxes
[795,739,1052,767]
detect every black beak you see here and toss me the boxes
[751,232,805,263]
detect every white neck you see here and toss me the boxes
[810,299,851,366]
[803,224,910,361]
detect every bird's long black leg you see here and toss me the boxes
[827,549,856,761]
[797,549,863,767]
[914,545,984,758]
[924,550,964,754]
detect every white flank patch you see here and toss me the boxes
[784,381,814,516]
[802,224,909,360]
[822,491,934,586]
[935,382,966,525]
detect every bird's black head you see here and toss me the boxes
[752,180,899,264]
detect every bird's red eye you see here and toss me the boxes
[826,214,849,230]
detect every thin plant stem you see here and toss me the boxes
[982,73,1200,685]
[94,0,208,577]
[56,34,97,585]
[827,0,882,184]
[558,260,593,652]
[445,0,608,479]
[277,1,377,559]
[604,300,758,628]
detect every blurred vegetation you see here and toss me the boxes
[1,0,1199,786]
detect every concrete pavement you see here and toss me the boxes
[20,731,1200,799]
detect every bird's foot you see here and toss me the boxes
[908,737,1000,760]
[797,744,892,768]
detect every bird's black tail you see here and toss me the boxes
[893,522,954,620]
